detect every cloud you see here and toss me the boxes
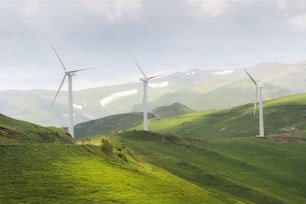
[186,0,255,18]
[0,0,143,36]
[276,0,306,10]
[77,0,142,21]
[277,0,289,10]
[289,13,306,29]
[186,0,306,31]
[275,0,306,29]
[187,0,228,18]
[1,0,143,22]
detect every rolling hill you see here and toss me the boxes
[85,93,306,203]
[0,113,72,144]
[75,103,195,140]
[0,113,231,203]
[2,93,306,203]
[152,102,195,118]
[74,112,154,139]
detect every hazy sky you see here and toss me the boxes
[1,0,306,90]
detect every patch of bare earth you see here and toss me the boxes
[0,127,18,143]
[268,134,304,144]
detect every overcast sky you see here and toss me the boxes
[1,0,306,90]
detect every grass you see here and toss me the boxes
[75,112,154,139]
[107,93,306,203]
[116,131,306,204]
[0,144,226,203]
[0,113,72,144]
[152,102,195,118]
[133,94,306,139]
[0,112,228,203]
[2,93,306,203]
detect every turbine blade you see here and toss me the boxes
[132,58,147,78]
[253,87,258,116]
[244,69,257,86]
[69,67,93,73]
[253,102,257,117]
[148,74,162,80]
[253,101,257,116]
[49,42,67,71]
[50,75,67,109]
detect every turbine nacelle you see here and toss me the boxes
[65,71,76,76]
[258,83,264,88]
[65,68,93,76]
[140,77,148,82]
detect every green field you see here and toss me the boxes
[0,144,229,203]
[0,113,231,203]
[1,93,306,203]
[111,93,306,203]
[117,132,306,203]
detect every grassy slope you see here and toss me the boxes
[75,112,154,139]
[0,144,227,203]
[0,113,72,144]
[0,113,228,203]
[144,94,306,139]
[116,93,306,203]
[152,102,195,118]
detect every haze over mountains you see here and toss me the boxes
[0,61,305,127]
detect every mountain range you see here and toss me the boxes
[1,61,305,127]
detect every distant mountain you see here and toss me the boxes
[152,103,195,118]
[0,113,72,144]
[75,112,154,139]
[1,61,306,127]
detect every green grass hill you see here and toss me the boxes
[1,144,229,203]
[152,102,195,118]
[75,103,194,140]
[107,93,306,203]
[0,113,72,144]
[2,93,306,203]
[134,93,306,140]
[75,112,154,140]
[0,113,229,203]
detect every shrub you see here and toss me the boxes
[117,153,128,162]
[101,138,113,154]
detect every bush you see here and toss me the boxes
[101,138,113,154]
[117,153,128,162]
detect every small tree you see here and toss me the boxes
[101,138,113,154]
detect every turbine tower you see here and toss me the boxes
[244,69,264,137]
[133,58,161,131]
[50,43,90,138]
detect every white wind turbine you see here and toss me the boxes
[133,58,161,131]
[244,69,264,137]
[50,43,90,139]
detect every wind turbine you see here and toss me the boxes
[50,43,90,139]
[244,69,264,137]
[133,58,161,131]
